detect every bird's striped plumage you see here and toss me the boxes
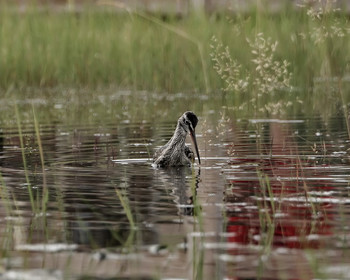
[153,111,200,167]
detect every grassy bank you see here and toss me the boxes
[0,5,214,92]
[0,3,349,95]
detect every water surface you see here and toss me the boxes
[0,92,350,279]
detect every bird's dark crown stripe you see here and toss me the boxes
[185,112,198,128]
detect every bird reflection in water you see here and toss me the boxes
[155,167,201,217]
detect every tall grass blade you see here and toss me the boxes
[0,171,13,217]
[32,106,48,214]
[115,189,135,229]
[15,103,35,212]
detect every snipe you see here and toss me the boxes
[153,111,201,167]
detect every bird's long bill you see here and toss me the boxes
[189,128,201,164]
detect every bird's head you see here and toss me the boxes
[179,111,198,133]
[179,111,201,164]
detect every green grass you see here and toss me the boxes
[0,4,215,92]
[0,2,349,95]
[0,2,348,126]
[15,103,35,212]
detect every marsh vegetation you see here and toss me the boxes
[0,1,350,279]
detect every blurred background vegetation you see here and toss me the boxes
[0,0,349,125]
[0,0,348,93]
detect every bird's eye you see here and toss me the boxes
[185,120,190,126]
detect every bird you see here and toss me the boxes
[153,111,201,167]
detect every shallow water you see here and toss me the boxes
[0,92,350,279]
